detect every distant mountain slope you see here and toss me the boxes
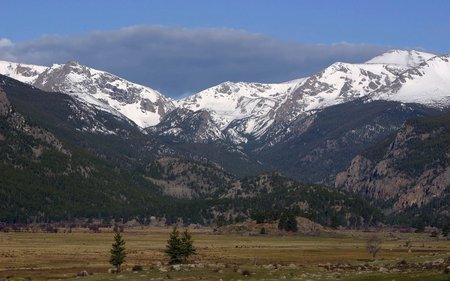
[223,173,384,227]
[1,49,449,188]
[0,85,165,222]
[0,74,263,179]
[0,60,175,127]
[144,157,234,199]
[144,159,384,227]
[255,99,443,184]
[168,49,441,145]
[178,81,303,142]
[335,112,450,226]
[0,74,154,169]
[0,82,382,226]
[372,54,450,107]
[148,108,224,143]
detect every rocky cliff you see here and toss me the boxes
[335,112,450,224]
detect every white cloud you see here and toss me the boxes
[0,38,13,48]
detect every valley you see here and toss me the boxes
[0,227,449,281]
[1,2,450,280]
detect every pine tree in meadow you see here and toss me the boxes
[180,229,196,262]
[165,227,196,264]
[109,231,126,272]
[165,227,183,264]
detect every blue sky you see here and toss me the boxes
[1,0,449,97]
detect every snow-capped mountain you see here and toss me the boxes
[271,61,404,125]
[372,54,450,107]
[172,49,444,145]
[365,49,435,67]
[177,80,304,142]
[0,60,175,127]
[1,49,449,186]
[0,49,448,144]
[0,61,47,83]
[148,108,224,143]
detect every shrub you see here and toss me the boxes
[442,225,449,237]
[366,235,382,259]
[88,225,100,233]
[278,212,298,232]
[260,227,267,235]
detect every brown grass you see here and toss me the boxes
[0,227,449,280]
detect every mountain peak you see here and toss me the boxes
[0,60,175,128]
[65,60,81,66]
[366,49,436,67]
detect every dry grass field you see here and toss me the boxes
[0,227,449,281]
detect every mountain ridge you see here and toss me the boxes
[1,49,449,183]
[0,60,176,128]
[1,49,444,135]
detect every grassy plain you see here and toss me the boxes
[0,227,449,281]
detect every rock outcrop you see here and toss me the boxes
[336,112,450,212]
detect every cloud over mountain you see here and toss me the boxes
[0,25,389,98]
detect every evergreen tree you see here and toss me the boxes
[180,229,196,262]
[278,211,298,232]
[442,225,449,237]
[165,228,196,264]
[109,231,126,272]
[165,227,183,264]
[278,213,287,230]
[285,213,298,232]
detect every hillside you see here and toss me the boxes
[0,76,381,227]
[335,112,450,226]
[212,173,383,228]
[144,157,234,199]
[255,99,443,184]
[144,159,383,227]
[0,74,263,178]
[0,86,166,222]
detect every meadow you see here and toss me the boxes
[0,227,449,281]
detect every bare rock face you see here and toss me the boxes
[336,112,450,211]
[394,167,450,209]
[336,155,414,204]
[335,155,373,193]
